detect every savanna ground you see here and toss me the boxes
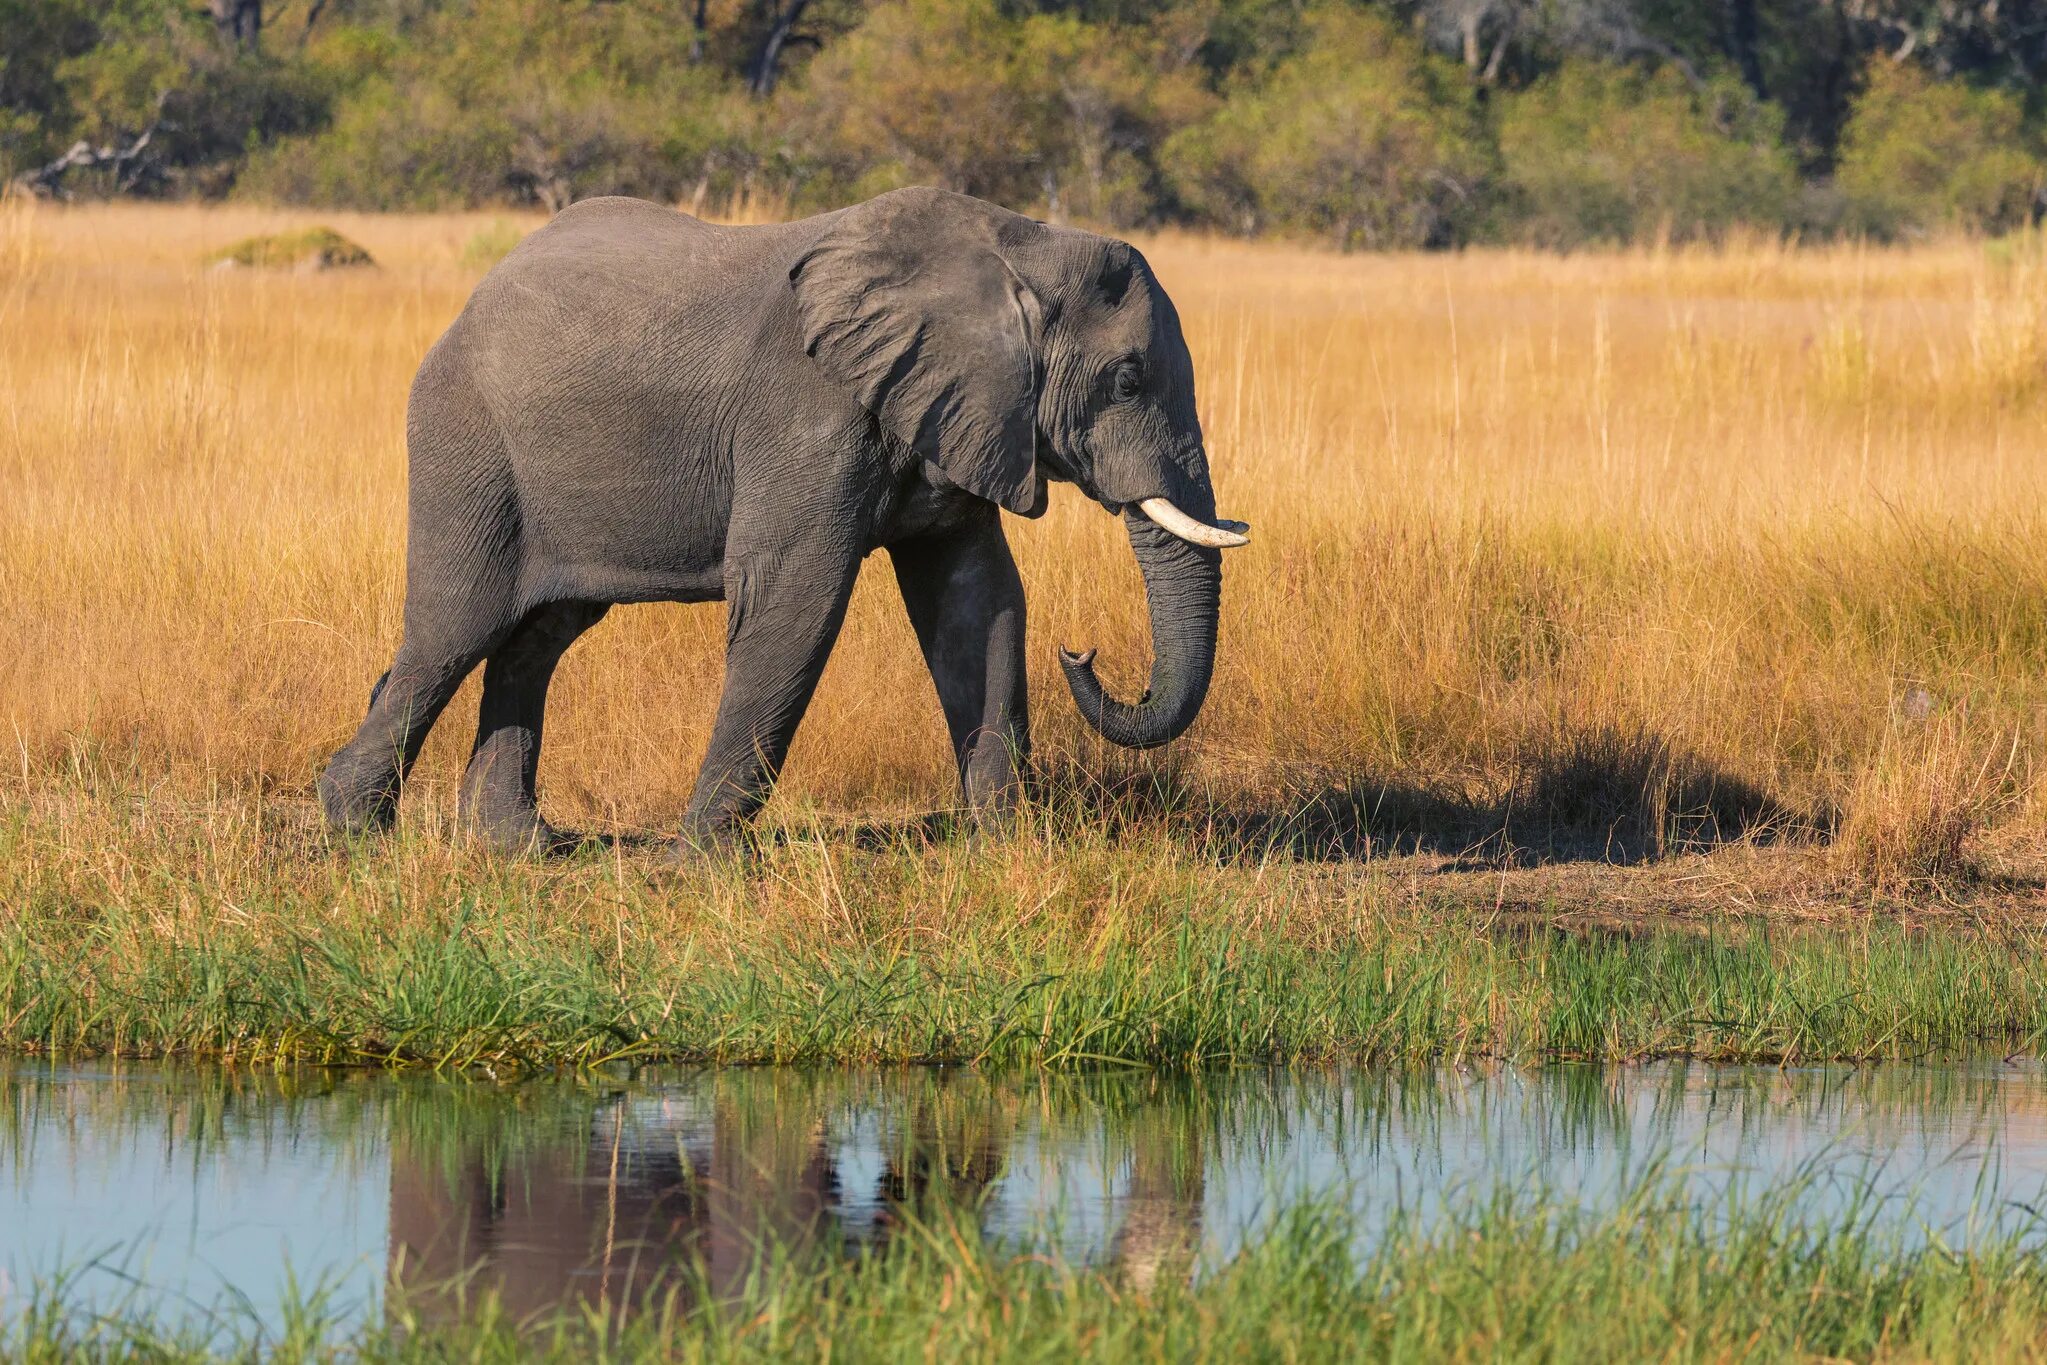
[4,196,2047,1067]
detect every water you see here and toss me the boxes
[5,1059,2047,1339]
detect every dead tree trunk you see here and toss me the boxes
[13,123,163,198]
[1726,0,1767,97]
[747,0,810,96]
[209,0,262,52]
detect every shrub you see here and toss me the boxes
[789,0,1210,226]
[242,0,766,211]
[1159,9,1490,249]
[48,5,333,197]
[1835,62,2045,239]
[792,0,1057,209]
[1494,62,1799,247]
[205,226,372,269]
[1019,12,1214,228]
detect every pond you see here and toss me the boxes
[4,1059,2046,1340]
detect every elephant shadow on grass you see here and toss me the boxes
[1018,725,1822,870]
[525,727,1813,871]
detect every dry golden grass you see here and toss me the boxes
[5,196,2047,894]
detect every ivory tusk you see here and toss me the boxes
[1137,497,1251,549]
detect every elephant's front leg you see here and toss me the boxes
[678,544,862,853]
[888,509,1030,822]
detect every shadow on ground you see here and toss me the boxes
[444,726,1822,871]
[1033,723,1827,870]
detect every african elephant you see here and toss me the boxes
[317,187,1249,854]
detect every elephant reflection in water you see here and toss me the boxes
[879,1074,1211,1291]
[1112,1097,1206,1291]
[386,1073,1212,1324]
[387,1074,840,1324]
[877,1071,1017,1215]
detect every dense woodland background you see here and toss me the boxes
[4,0,2046,247]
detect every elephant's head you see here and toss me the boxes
[790,187,1248,750]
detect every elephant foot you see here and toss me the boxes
[667,820,756,866]
[968,792,1029,839]
[461,801,583,857]
[318,755,399,837]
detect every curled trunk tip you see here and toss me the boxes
[1060,510,1221,750]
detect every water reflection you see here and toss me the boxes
[4,1060,2047,1335]
[386,1070,1221,1320]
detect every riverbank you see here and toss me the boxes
[5,782,2044,1068]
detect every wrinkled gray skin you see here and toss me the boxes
[318,187,1226,854]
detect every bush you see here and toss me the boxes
[0,0,101,180]
[1495,62,1799,247]
[40,2,333,197]
[242,0,769,211]
[791,0,1053,208]
[1010,12,1213,228]
[14,0,2047,250]
[1159,9,1490,249]
[788,0,1209,226]
[1835,62,2045,239]
[205,226,373,269]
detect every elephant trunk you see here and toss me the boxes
[1059,508,1222,750]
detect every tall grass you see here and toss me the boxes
[4,204,2047,904]
[5,778,2047,1064]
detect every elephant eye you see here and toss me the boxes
[1110,361,1143,403]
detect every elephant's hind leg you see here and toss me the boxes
[321,349,528,839]
[318,631,497,836]
[459,600,609,854]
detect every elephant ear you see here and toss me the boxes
[790,189,1043,516]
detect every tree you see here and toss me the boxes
[795,0,1058,203]
[1835,58,2045,237]
[1163,8,1493,248]
[0,0,102,180]
[1495,60,1798,245]
[209,0,262,51]
[747,0,809,94]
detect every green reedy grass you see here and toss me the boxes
[12,1172,2047,1362]
[5,782,2046,1069]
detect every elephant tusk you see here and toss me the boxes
[1138,497,1251,549]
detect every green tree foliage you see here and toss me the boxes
[6,0,2047,249]
[797,0,1207,223]
[4,0,328,192]
[0,0,100,176]
[1495,61,1798,246]
[1834,60,2045,239]
[240,0,764,208]
[1161,10,1488,247]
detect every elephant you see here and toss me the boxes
[317,186,1250,854]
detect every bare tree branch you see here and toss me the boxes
[12,123,165,199]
